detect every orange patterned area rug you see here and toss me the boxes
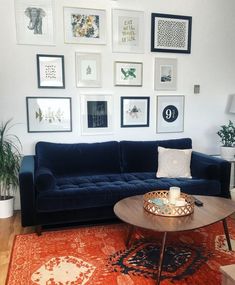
[7,219,235,285]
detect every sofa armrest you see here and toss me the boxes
[191,151,231,198]
[19,155,36,227]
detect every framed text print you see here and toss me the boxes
[112,9,144,53]
[154,58,177,90]
[14,0,55,45]
[37,54,65,88]
[80,94,113,135]
[26,97,72,132]
[64,7,106,44]
[151,13,192,53]
[114,61,143,86]
[75,53,101,88]
[121,96,150,127]
[156,95,184,133]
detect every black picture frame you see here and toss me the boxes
[151,13,192,54]
[121,96,150,128]
[26,97,72,133]
[37,54,65,88]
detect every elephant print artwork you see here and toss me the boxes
[25,7,46,34]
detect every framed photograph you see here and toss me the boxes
[114,61,143,86]
[112,9,144,53]
[26,97,72,132]
[155,58,177,90]
[156,95,184,133]
[121,96,150,127]
[14,0,55,45]
[64,7,106,44]
[37,54,65,88]
[151,13,192,53]
[75,53,101,88]
[80,94,113,135]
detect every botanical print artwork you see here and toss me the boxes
[71,14,100,38]
[26,97,72,132]
[160,65,173,82]
[121,67,136,81]
[35,106,64,123]
[81,60,97,81]
[25,7,46,35]
[87,101,108,128]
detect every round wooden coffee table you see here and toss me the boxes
[114,194,235,285]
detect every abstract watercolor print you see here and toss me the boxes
[71,14,100,38]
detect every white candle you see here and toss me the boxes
[168,187,181,204]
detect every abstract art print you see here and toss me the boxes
[80,94,113,135]
[121,97,149,127]
[112,9,144,53]
[155,58,177,90]
[64,7,106,44]
[151,13,192,53]
[14,0,55,45]
[37,54,65,88]
[26,97,72,132]
[75,53,101,87]
[156,95,184,133]
[114,62,143,86]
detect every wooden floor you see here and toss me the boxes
[0,211,34,285]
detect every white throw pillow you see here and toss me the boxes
[156,146,192,178]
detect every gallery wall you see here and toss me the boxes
[1,0,235,157]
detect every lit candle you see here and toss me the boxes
[168,187,181,204]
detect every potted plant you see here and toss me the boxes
[217,120,235,160]
[0,119,21,218]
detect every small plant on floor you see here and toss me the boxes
[0,119,22,200]
[217,120,235,147]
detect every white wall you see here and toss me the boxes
[1,0,235,156]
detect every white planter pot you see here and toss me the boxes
[0,197,14,218]
[220,146,235,160]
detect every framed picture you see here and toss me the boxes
[14,0,55,45]
[37,54,65,88]
[151,13,192,53]
[75,53,101,88]
[64,7,106,44]
[80,94,113,135]
[114,61,143,86]
[156,95,184,133]
[121,96,150,127]
[155,58,177,90]
[112,9,144,53]
[26,97,72,132]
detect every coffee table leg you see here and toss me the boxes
[126,225,135,247]
[222,219,232,251]
[156,232,167,285]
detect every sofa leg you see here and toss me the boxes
[36,225,42,236]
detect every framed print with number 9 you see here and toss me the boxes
[156,95,184,133]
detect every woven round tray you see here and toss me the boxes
[143,190,194,217]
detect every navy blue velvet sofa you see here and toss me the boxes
[19,138,231,229]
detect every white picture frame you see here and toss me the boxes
[14,0,55,45]
[64,7,106,45]
[80,94,113,135]
[155,58,177,90]
[112,9,144,53]
[156,95,184,133]
[75,53,101,88]
[114,61,143,86]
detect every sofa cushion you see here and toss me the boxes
[156,147,192,178]
[36,172,220,212]
[120,138,192,173]
[35,167,56,192]
[36,141,121,176]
